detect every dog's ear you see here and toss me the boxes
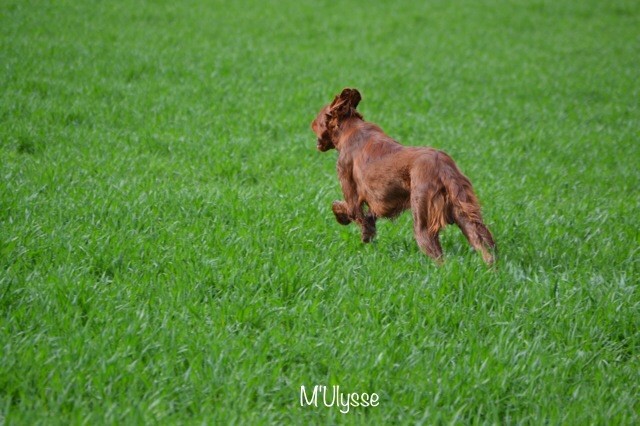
[346,88,361,109]
[329,88,362,119]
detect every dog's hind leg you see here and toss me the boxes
[411,187,444,263]
[414,226,443,263]
[437,155,496,265]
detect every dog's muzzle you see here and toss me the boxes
[317,138,330,152]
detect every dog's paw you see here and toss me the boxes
[333,212,352,225]
[361,233,375,243]
[361,214,377,243]
[332,201,352,225]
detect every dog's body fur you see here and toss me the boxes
[311,88,495,264]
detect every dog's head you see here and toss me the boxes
[311,88,362,152]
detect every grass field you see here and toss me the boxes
[1,0,639,423]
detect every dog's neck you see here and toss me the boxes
[332,116,364,152]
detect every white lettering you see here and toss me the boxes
[322,385,336,407]
[300,385,379,412]
[300,385,319,407]
[351,392,360,408]
[370,393,379,407]
[339,391,350,414]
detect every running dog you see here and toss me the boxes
[311,88,496,264]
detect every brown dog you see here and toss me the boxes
[311,88,496,264]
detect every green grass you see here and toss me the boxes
[1,0,638,423]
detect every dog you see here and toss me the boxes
[311,88,496,264]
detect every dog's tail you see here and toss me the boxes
[436,152,481,227]
[431,151,495,262]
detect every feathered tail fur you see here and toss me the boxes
[414,151,495,263]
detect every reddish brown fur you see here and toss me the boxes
[311,88,496,264]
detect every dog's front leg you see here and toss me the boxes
[331,200,377,241]
[333,200,376,243]
[335,163,376,243]
[361,211,377,243]
[331,200,352,225]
